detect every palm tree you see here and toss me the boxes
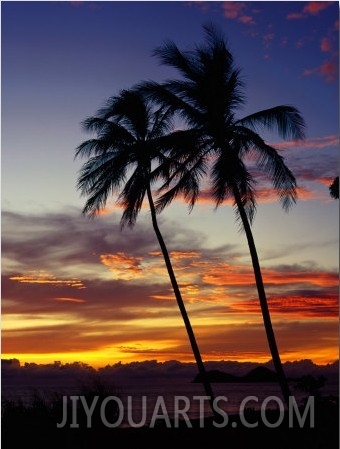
[74,89,217,416]
[141,24,306,406]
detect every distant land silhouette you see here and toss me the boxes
[193,366,280,383]
[2,358,338,388]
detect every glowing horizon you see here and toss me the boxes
[3,346,338,369]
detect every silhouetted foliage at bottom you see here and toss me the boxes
[2,392,338,449]
[294,374,327,397]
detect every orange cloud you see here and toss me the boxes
[202,263,338,288]
[100,252,143,280]
[166,183,321,208]
[202,263,255,286]
[9,271,85,289]
[231,295,339,318]
[149,251,162,257]
[294,186,317,200]
[54,297,86,303]
[169,250,201,260]
[317,176,336,187]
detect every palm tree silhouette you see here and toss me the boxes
[142,24,306,406]
[74,89,217,415]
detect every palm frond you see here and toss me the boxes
[153,40,201,84]
[77,152,128,216]
[155,148,208,213]
[75,139,112,160]
[256,144,297,211]
[211,148,257,224]
[237,105,306,141]
[149,105,174,139]
[117,166,148,228]
[233,128,297,211]
[75,88,178,225]
[81,117,134,142]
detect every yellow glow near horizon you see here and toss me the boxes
[2,345,338,369]
[2,313,80,331]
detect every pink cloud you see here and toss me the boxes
[222,1,245,19]
[262,33,274,48]
[275,135,339,150]
[319,60,338,82]
[303,1,333,15]
[70,1,84,6]
[221,2,255,25]
[317,176,336,187]
[320,37,333,52]
[69,1,102,11]
[287,1,333,19]
[239,15,255,25]
[302,60,338,83]
[286,12,304,20]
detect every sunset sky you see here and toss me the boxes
[2,1,339,368]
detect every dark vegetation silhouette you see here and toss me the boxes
[75,89,217,417]
[2,376,339,449]
[2,359,339,448]
[139,24,306,406]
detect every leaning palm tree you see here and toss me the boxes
[141,24,306,406]
[74,89,217,415]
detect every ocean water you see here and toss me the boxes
[115,379,330,425]
[3,377,338,427]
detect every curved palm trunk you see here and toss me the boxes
[233,186,291,406]
[146,184,217,418]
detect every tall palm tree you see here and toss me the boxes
[74,89,217,415]
[141,24,306,406]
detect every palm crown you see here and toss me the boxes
[141,24,305,223]
[75,89,174,227]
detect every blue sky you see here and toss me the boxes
[2,1,339,367]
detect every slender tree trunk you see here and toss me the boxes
[146,184,218,418]
[233,186,291,406]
